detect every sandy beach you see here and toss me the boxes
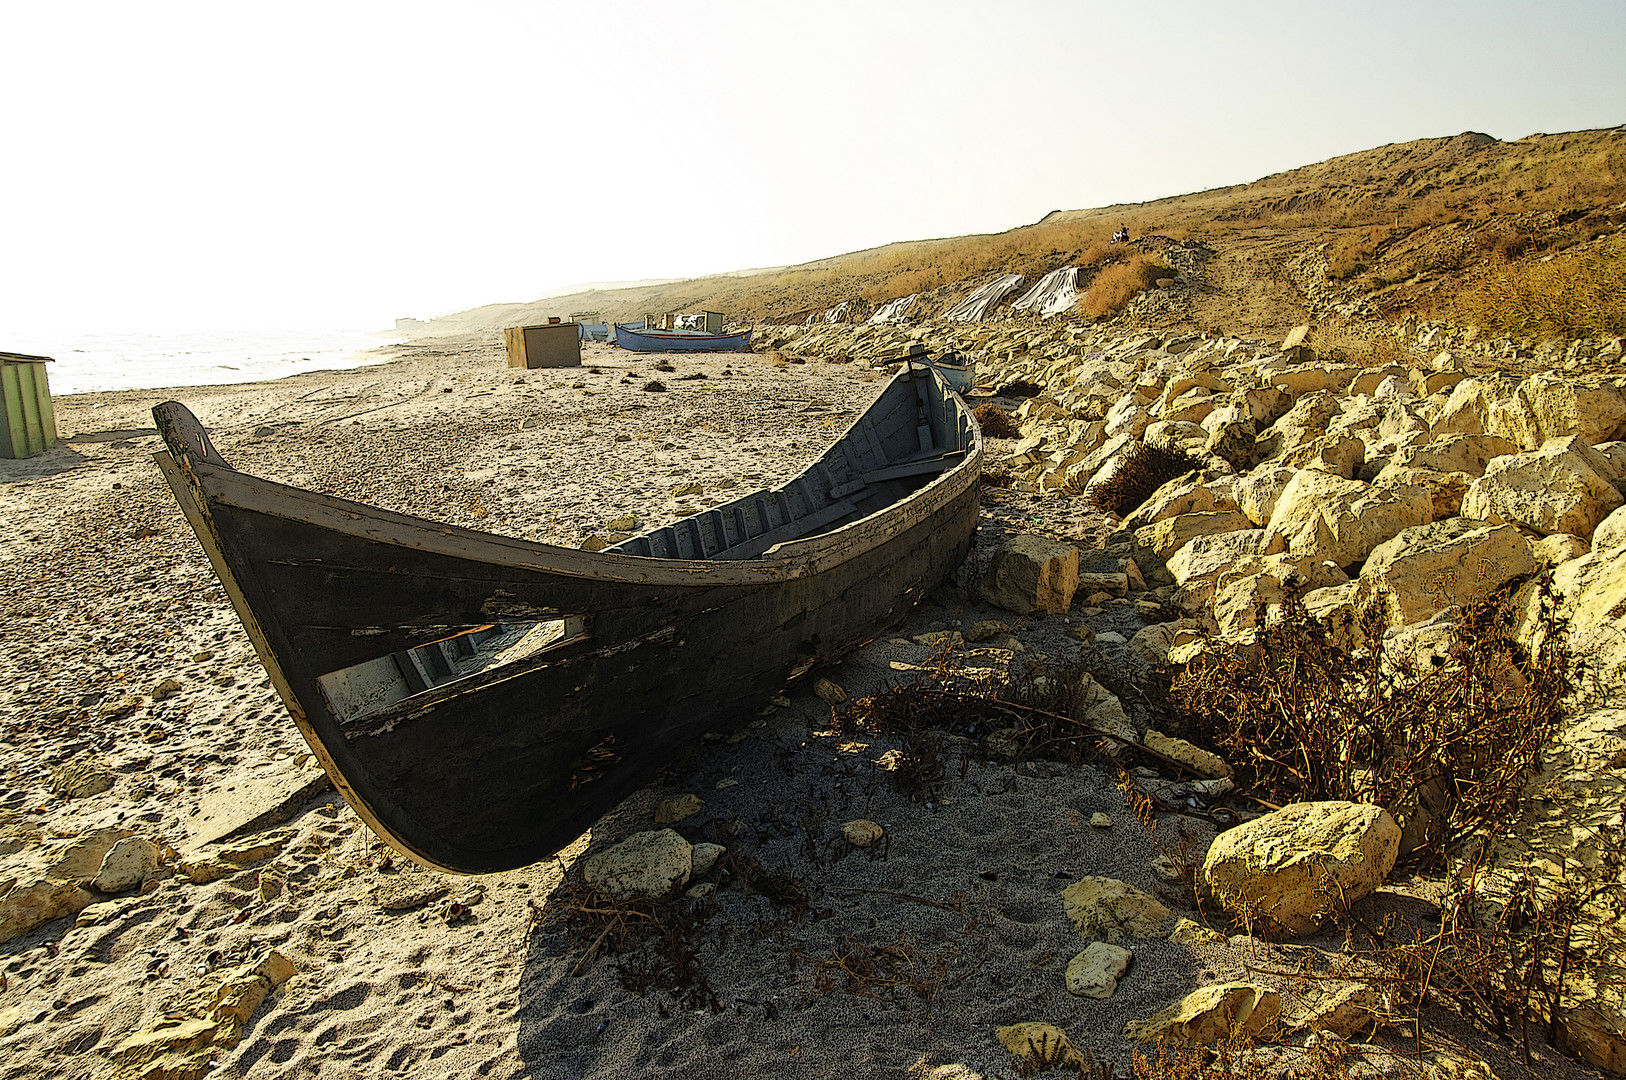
[0,337,1596,1080]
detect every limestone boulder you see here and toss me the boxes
[1350,365,1408,397]
[1234,464,1299,527]
[1201,801,1400,936]
[1207,553,1350,642]
[1061,876,1173,941]
[1256,391,1339,460]
[1357,520,1539,627]
[1430,377,1516,440]
[1133,510,1255,564]
[1077,674,1137,747]
[1065,941,1133,999]
[1371,464,1468,520]
[1127,619,1202,668]
[1121,473,1220,528]
[1104,397,1152,439]
[980,534,1080,615]
[1473,700,1626,1074]
[91,837,160,894]
[1593,506,1626,553]
[1459,435,1624,538]
[841,820,885,848]
[1123,983,1281,1046]
[1144,731,1230,779]
[1388,432,1518,477]
[1271,363,1362,399]
[1518,543,1626,691]
[1235,384,1293,428]
[0,879,97,944]
[1286,983,1391,1038]
[1531,533,1590,567]
[1203,409,1257,471]
[1302,581,1361,649]
[583,830,693,901]
[996,1023,1090,1072]
[1502,373,1626,450]
[1275,434,1365,479]
[1262,470,1433,569]
[1166,530,1267,604]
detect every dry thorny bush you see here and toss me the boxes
[1154,580,1626,1067]
[1080,440,1206,518]
[1165,580,1574,868]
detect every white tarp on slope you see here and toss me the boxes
[1012,266,1079,317]
[944,274,1025,322]
[822,300,851,324]
[868,294,917,324]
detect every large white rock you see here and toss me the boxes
[1517,542,1626,692]
[1387,432,1518,477]
[1371,464,1469,520]
[1133,510,1255,563]
[1065,941,1134,999]
[1430,377,1516,440]
[1262,470,1433,568]
[1206,553,1350,640]
[1460,435,1624,538]
[1233,464,1300,526]
[1592,505,1626,553]
[1271,364,1363,399]
[1201,801,1400,936]
[1123,983,1281,1046]
[583,830,693,901]
[91,837,160,894]
[1502,373,1626,450]
[1358,519,1539,627]
[1257,391,1340,460]
[1166,530,1267,603]
[1061,876,1173,941]
[980,534,1080,615]
[1275,434,1365,479]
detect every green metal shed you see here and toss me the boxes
[0,352,59,459]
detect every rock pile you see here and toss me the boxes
[948,321,1626,1072]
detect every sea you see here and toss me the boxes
[4,327,406,396]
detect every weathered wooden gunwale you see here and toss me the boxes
[152,365,982,873]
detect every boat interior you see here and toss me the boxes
[607,363,973,561]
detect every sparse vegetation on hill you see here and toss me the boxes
[420,127,1626,351]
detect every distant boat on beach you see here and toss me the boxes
[151,359,980,872]
[615,310,751,353]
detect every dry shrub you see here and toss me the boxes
[1132,1033,1357,1080]
[972,403,1020,439]
[795,926,984,1008]
[1327,225,1388,280]
[1080,441,1204,518]
[1452,242,1626,337]
[998,379,1043,398]
[1475,226,1537,260]
[1164,582,1572,866]
[1078,240,1114,268]
[1082,254,1170,318]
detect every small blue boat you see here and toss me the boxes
[614,323,752,353]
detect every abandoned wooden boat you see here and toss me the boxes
[152,362,981,873]
[614,323,752,353]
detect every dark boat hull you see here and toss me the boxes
[613,324,752,352]
[153,367,980,873]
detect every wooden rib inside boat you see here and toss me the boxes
[151,361,982,873]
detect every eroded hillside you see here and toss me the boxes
[419,127,1626,356]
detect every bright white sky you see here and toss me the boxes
[2,0,1622,336]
